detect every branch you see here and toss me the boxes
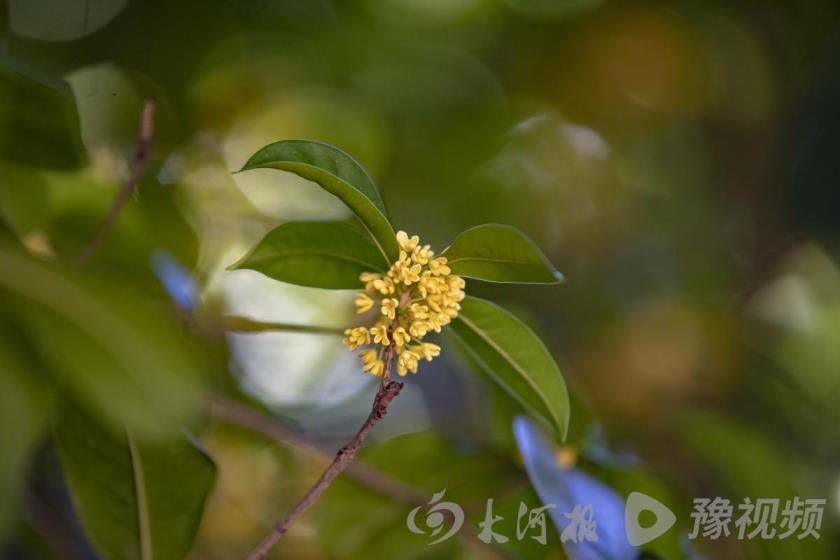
[208,394,511,560]
[246,345,402,559]
[79,100,156,261]
[206,392,426,506]
[220,316,347,336]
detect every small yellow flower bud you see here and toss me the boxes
[373,277,395,295]
[355,292,375,314]
[410,303,430,320]
[411,245,434,265]
[360,348,378,367]
[380,298,398,320]
[362,355,385,377]
[392,326,410,348]
[370,324,390,346]
[343,327,370,350]
[397,348,420,376]
[359,272,381,292]
[396,231,420,252]
[415,343,441,361]
[429,257,451,276]
[399,263,422,285]
[409,320,429,338]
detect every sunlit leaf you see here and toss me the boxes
[55,402,216,560]
[0,243,203,438]
[443,224,562,284]
[450,296,569,438]
[239,140,398,262]
[232,220,388,289]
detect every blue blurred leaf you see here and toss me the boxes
[152,251,198,311]
[513,416,638,560]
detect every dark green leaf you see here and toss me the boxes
[0,324,47,531]
[239,140,398,262]
[0,162,49,236]
[0,67,85,169]
[443,224,562,284]
[450,296,569,439]
[0,243,203,438]
[55,402,216,560]
[232,221,388,289]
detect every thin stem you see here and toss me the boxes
[220,316,347,336]
[246,345,401,559]
[206,393,426,506]
[79,100,156,261]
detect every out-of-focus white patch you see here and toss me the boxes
[749,276,816,332]
[284,380,431,439]
[65,63,142,183]
[214,267,431,435]
[220,269,366,408]
[748,245,840,332]
[560,123,610,160]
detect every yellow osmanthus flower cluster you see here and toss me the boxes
[343,231,465,376]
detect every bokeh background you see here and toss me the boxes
[2,0,840,558]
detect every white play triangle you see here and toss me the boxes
[625,491,677,546]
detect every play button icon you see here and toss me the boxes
[625,492,677,546]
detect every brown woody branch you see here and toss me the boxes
[79,100,156,261]
[206,393,426,507]
[245,345,403,559]
[207,392,510,560]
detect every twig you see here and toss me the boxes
[79,100,156,261]
[246,345,402,559]
[207,393,511,560]
[206,392,426,506]
[220,316,347,336]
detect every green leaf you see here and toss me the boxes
[0,162,49,236]
[239,140,398,263]
[443,224,562,284]
[0,321,48,532]
[450,296,569,439]
[0,67,85,169]
[55,402,216,560]
[232,221,388,289]
[0,243,203,439]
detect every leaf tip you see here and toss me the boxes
[225,252,250,271]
